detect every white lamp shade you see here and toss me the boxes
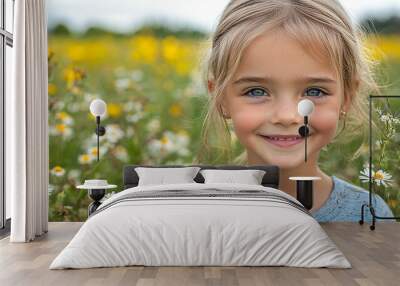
[298,99,314,116]
[90,99,107,117]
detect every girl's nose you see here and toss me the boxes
[269,98,303,126]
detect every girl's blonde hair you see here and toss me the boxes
[195,0,381,165]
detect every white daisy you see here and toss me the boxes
[68,169,81,183]
[115,78,131,92]
[183,69,206,97]
[87,146,108,158]
[56,112,74,125]
[105,124,124,144]
[175,131,190,156]
[78,154,95,165]
[359,163,393,187]
[373,169,393,187]
[131,70,143,82]
[49,124,73,139]
[67,102,81,113]
[127,112,144,123]
[50,166,66,177]
[147,119,160,134]
[113,146,129,162]
[83,134,105,149]
[123,101,143,113]
[359,163,375,184]
[380,114,390,123]
[54,101,65,110]
[147,130,191,158]
[379,112,400,125]
[83,92,101,104]
[148,139,163,156]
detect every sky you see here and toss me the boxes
[47,0,400,33]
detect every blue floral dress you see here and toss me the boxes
[311,175,395,222]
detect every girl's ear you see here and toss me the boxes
[220,104,231,119]
[342,93,351,113]
[207,80,215,94]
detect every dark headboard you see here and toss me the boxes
[123,165,280,189]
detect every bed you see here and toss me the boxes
[49,164,351,269]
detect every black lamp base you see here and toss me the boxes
[88,189,105,216]
[296,180,313,210]
[289,177,321,210]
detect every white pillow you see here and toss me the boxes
[135,167,201,186]
[200,169,266,185]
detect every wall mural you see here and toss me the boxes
[47,2,400,221]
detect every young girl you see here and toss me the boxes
[198,0,394,222]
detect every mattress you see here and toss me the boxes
[49,183,351,269]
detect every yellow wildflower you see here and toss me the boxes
[161,135,169,145]
[67,44,86,62]
[56,112,67,120]
[50,123,72,138]
[162,36,180,62]
[69,86,82,95]
[89,147,98,157]
[364,35,400,61]
[169,103,183,118]
[63,68,75,85]
[48,83,57,95]
[175,61,191,76]
[63,67,85,87]
[56,112,73,125]
[107,103,123,118]
[130,35,159,64]
[68,41,109,63]
[376,35,400,60]
[55,124,66,133]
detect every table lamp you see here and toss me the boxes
[297,99,314,162]
[89,99,107,161]
[289,99,320,210]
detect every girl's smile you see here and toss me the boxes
[260,134,304,148]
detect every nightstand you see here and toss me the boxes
[77,180,117,216]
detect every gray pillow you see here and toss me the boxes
[200,169,266,185]
[135,167,201,186]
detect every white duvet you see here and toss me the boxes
[50,183,351,269]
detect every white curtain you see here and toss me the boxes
[6,0,49,242]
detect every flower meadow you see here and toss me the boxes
[48,32,400,221]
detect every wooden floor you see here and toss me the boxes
[0,222,399,286]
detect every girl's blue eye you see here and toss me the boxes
[305,88,327,98]
[244,88,267,97]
